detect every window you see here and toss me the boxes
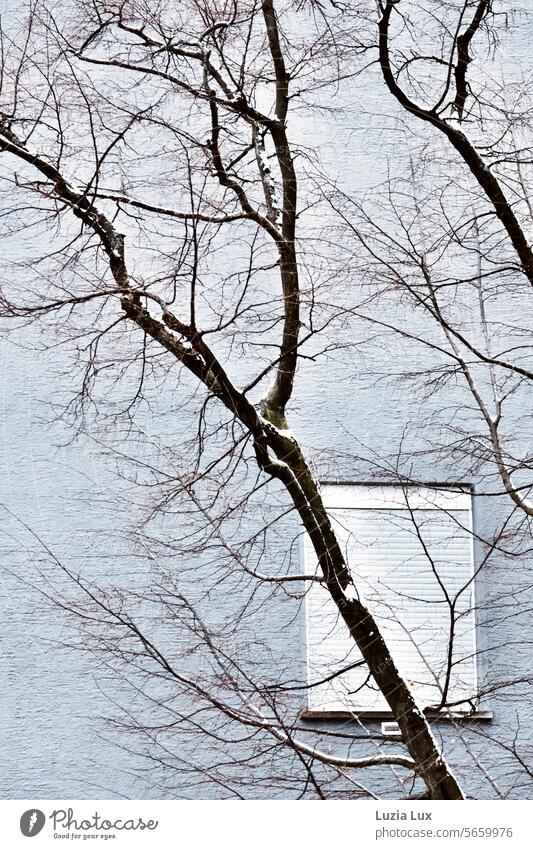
[303,484,477,713]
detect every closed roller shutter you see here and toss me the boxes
[304,485,477,712]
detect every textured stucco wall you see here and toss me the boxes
[1,289,531,800]
[0,3,531,801]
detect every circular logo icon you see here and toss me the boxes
[20,810,46,837]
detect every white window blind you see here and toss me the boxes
[304,485,477,713]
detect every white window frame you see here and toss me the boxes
[303,483,478,714]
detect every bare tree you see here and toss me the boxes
[0,0,531,799]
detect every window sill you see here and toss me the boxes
[300,709,493,722]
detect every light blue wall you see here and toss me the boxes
[0,3,531,801]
